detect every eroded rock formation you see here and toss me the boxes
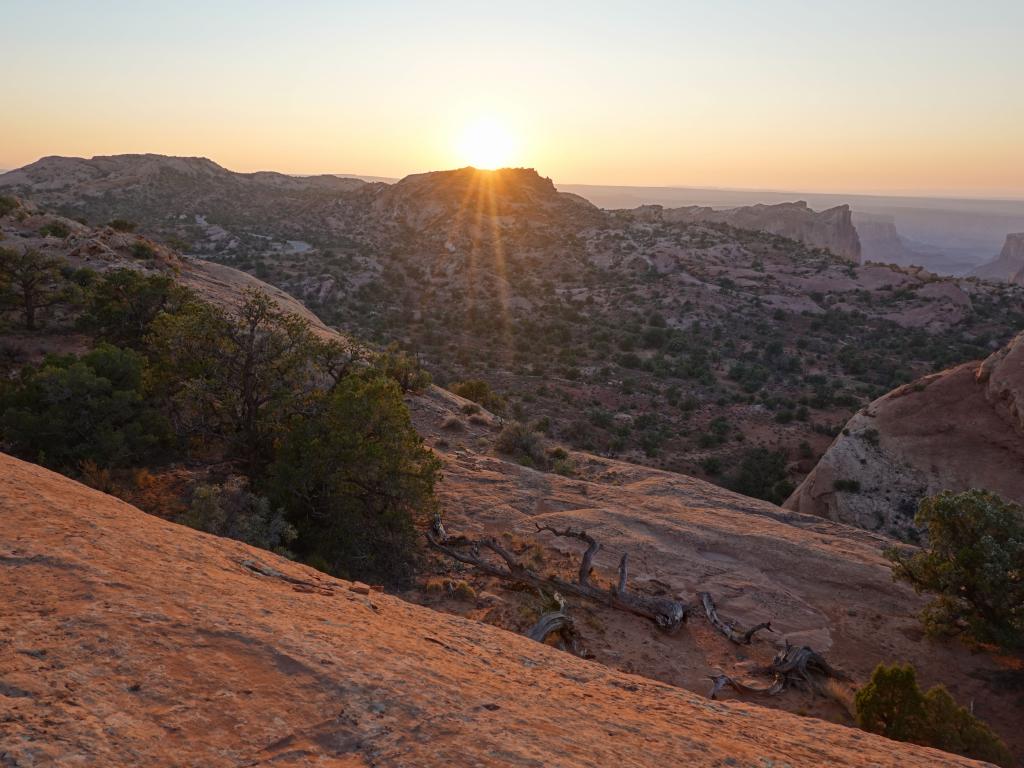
[785,330,1024,539]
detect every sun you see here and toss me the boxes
[456,117,517,170]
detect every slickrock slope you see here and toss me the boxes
[412,389,1024,756]
[785,330,1024,539]
[649,200,861,262]
[0,454,983,767]
[973,233,1024,282]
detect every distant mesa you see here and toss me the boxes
[632,200,861,263]
[972,232,1024,283]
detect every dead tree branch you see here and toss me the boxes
[707,673,785,700]
[526,598,591,658]
[708,642,849,701]
[427,523,691,633]
[698,591,773,645]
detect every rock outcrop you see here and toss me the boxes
[972,232,1024,282]
[853,212,934,267]
[0,453,982,767]
[645,201,862,262]
[785,330,1024,539]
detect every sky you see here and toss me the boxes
[2,0,1023,196]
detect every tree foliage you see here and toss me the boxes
[0,344,170,472]
[181,484,296,556]
[855,663,1012,767]
[725,447,794,504]
[80,268,191,347]
[267,374,441,586]
[886,490,1024,649]
[146,289,336,472]
[0,247,70,330]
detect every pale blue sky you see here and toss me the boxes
[2,0,1022,193]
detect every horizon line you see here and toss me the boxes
[4,153,1024,204]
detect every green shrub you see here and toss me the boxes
[39,221,70,239]
[886,490,1024,649]
[855,663,1012,767]
[700,456,722,475]
[834,478,861,493]
[375,342,431,392]
[182,484,296,556]
[107,219,136,233]
[146,289,335,473]
[450,379,505,413]
[130,241,157,260]
[0,196,19,217]
[495,421,548,468]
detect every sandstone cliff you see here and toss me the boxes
[0,453,985,767]
[642,200,862,262]
[972,232,1024,282]
[785,330,1024,539]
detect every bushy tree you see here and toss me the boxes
[147,289,333,472]
[0,247,69,330]
[80,268,191,347]
[855,663,1012,767]
[375,342,431,392]
[267,374,441,586]
[0,344,170,472]
[886,490,1024,649]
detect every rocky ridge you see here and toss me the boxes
[654,200,862,263]
[973,233,1024,283]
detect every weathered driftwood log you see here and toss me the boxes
[698,591,773,645]
[770,642,850,686]
[707,642,849,700]
[707,673,785,700]
[527,608,591,658]
[426,521,691,633]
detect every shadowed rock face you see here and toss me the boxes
[785,330,1024,540]
[973,232,1024,282]
[642,201,862,263]
[0,453,986,767]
